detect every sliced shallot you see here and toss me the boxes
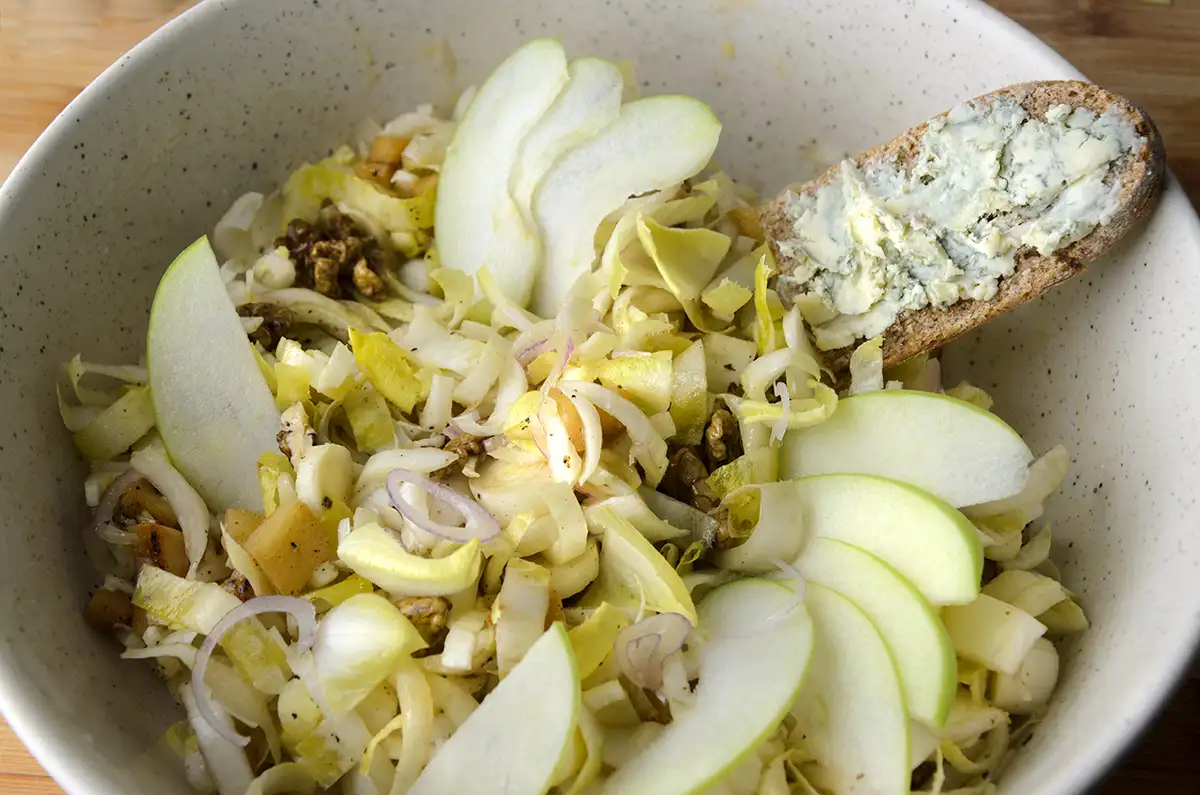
[386,469,501,543]
[614,612,693,691]
[88,467,143,545]
[192,596,317,747]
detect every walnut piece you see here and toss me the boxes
[275,205,392,299]
[236,303,295,351]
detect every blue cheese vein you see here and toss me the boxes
[775,97,1143,351]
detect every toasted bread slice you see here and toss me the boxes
[760,80,1166,373]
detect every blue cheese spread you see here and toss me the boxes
[774,97,1143,351]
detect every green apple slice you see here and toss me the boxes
[530,95,721,316]
[791,584,909,795]
[602,579,814,795]
[436,39,569,307]
[797,538,956,727]
[409,623,580,795]
[147,237,279,512]
[510,57,624,223]
[781,391,1033,507]
[789,474,981,606]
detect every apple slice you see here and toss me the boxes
[797,538,956,727]
[530,96,721,316]
[791,584,909,795]
[147,237,279,512]
[409,623,580,795]
[781,391,1033,507]
[510,57,624,223]
[602,579,814,795]
[436,39,569,307]
[789,474,981,606]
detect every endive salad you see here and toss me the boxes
[59,40,1088,795]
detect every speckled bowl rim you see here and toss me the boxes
[1,1,1198,794]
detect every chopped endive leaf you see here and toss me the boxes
[305,574,374,609]
[636,214,730,301]
[348,328,423,413]
[583,493,688,543]
[313,593,427,716]
[494,558,552,676]
[567,603,629,681]
[274,363,311,411]
[135,565,290,694]
[848,336,884,395]
[281,148,435,233]
[590,506,697,623]
[941,594,1046,675]
[701,279,753,317]
[72,386,156,460]
[258,451,295,515]
[702,332,758,393]
[636,214,732,332]
[753,253,781,355]
[430,267,475,328]
[1039,598,1089,635]
[338,523,482,596]
[946,381,994,411]
[734,379,838,432]
[651,194,716,227]
[706,447,779,499]
[343,383,396,452]
[669,340,708,446]
[597,351,673,415]
[600,192,675,300]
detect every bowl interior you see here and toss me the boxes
[1,1,1197,793]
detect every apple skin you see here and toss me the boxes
[147,237,279,512]
[797,537,957,728]
[782,390,1034,508]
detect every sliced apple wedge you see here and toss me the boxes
[510,57,624,223]
[147,237,279,512]
[789,474,982,606]
[531,95,721,315]
[409,623,580,795]
[436,39,569,307]
[602,579,814,795]
[781,391,1033,507]
[791,584,909,795]
[797,538,956,728]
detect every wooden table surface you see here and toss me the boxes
[0,0,1197,793]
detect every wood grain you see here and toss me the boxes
[0,1,1195,794]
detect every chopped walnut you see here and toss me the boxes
[236,303,295,351]
[435,433,486,477]
[353,258,386,297]
[703,404,742,467]
[222,574,254,603]
[275,204,391,299]
[394,596,451,644]
[661,447,719,513]
[313,256,342,297]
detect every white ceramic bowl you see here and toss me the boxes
[1,1,1197,793]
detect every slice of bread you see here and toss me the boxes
[760,80,1166,373]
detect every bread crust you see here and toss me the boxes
[760,80,1166,372]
